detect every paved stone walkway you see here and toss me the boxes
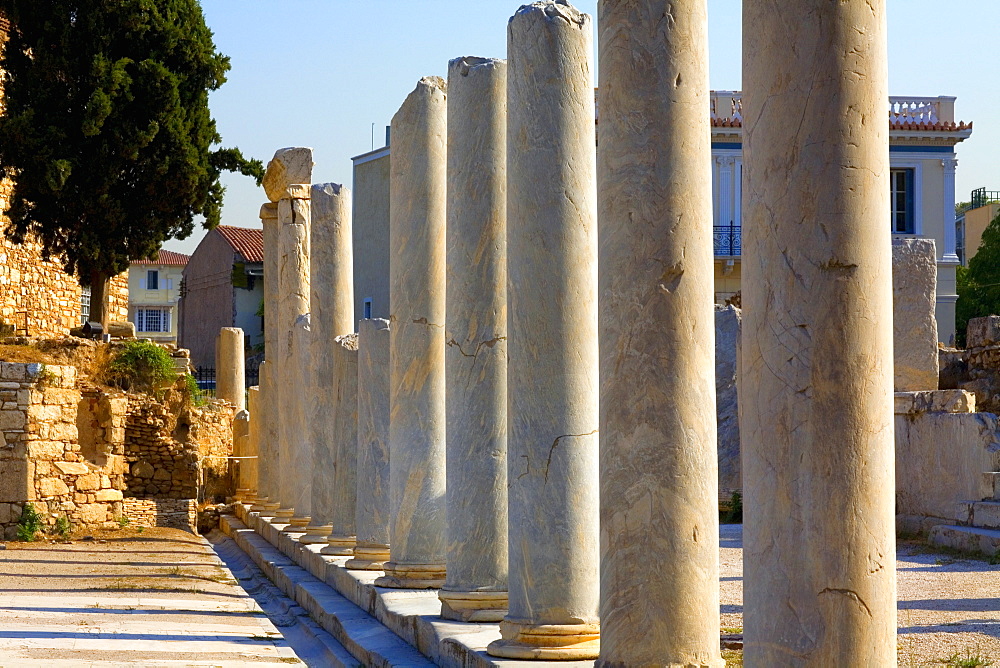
[0,527,309,667]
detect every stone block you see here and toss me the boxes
[43,388,79,406]
[27,441,65,460]
[716,305,741,498]
[0,502,11,524]
[75,473,100,491]
[967,316,1000,349]
[76,503,108,524]
[0,410,25,430]
[894,390,976,415]
[38,477,69,497]
[892,238,939,390]
[94,488,123,502]
[132,461,154,478]
[153,467,172,481]
[262,147,313,202]
[54,461,90,475]
[0,362,26,381]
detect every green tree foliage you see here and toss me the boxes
[104,340,176,391]
[956,208,1000,346]
[0,0,263,307]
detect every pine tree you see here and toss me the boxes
[0,0,262,323]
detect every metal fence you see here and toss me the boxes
[193,366,259,394]
[714,224,741,257]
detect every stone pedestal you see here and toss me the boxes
[346,318,392,571]
[216,327,245,411]
[254,202,280,512]
[320,333,359,555]
[596,2,722,666]
[742,1,897,664]
[374,76,448,590]
[440,55,508,623]
[303,182,355,546]
[487,2,599,660]
[232,409,250,501]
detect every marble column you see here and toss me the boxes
[321,333,359,555]
[742,1,897,664]
[254,201,281,515]
[596,2,722,666]
[244,386,260,502]
[283,311,314,532]
[487,2,599,660]
[440,55,509,622]
[232,409,250,501]
[216,327,245,411]
[302,182,355,545]
[345,318,392,571]
[374,76,448,590]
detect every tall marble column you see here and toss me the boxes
[244,385,260,502]
[321,333,359,554]
[742,1,897,664]
[216,327,245,411]
[283,310,313,532]
[440,55,509,622]
[345,318,392,571]
[253,201,281,515]
[374,76,448,590]
[596,2,722,666]
[487,2,599,660]
[302,182,355,545]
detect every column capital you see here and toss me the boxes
[259,202,278,220]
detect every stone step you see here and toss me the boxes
[984,472,1000,500]
[956,500,1000,529]
[928,524,1000,556]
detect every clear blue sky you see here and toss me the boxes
[166,0,1000,254]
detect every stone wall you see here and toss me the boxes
[0,362,128,538]
[121,498,197,532]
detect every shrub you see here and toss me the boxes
[54,515,71,539]
[104,341,175,391]
[722,491,743,524]
[16,503,43,542]
[183,373,209,407]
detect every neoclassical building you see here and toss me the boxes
[710,92,971,344]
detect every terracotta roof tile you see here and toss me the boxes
[215,225,264,263]
[132,250,190,266]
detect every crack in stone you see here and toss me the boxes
[412,317,444,328]
[543,430,598,483]
[818,587,872,618]
[446,336,507,359]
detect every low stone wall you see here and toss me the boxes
[0,362,127,538]
[121,497,197,532]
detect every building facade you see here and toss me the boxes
[128,250,188,344]
[351,143,391,323]
[178,226,263,368]
[957,187,1000,266]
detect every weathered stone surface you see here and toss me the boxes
[375,76,448,590]
[262,147,313,203]
[284,313,313,524]
[742,0,897,663]
[216,328,246,411]
[321,334,359,554]
[76,503,107,524]
[94,488,123,502]
[132,461,154,479]
[440,54,508,622]
[346,318,392,571]
[244,386,260,498]
[305,181,354,545]
[38,477,69,497]
[256,200,281,507]
[967,316,1000,349]
[895,389,976,415]
[716,305,741,500]
[75,473,100,491]
[489,2,599,660]
[596,2,721,664]
[893,238,939,391]
[54,461,90,476]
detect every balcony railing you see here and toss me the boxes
[709,92,957,124]
[970,187,1000,210]
[714,224,741,257]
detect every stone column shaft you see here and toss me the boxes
[303,183,355,546]
[321,333,359,554]
[346,317,392,571]
[254,202,281,513]
[440,55,509,623]
[232,409,249,501]
[374,76,448,589]
[488,2,599,660]
[245,386,260,499]
[596,2,722,666]
[742,1,897,664]
[216,327,245,411]
[276,183,312,528]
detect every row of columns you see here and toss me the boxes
[239,0,896,663]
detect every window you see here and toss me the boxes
[136,307,170,333]
[890,168,915,234]
[80,285,91,325]
[146,270,159,290]
[363,298,372,320]
[164,278,174,291]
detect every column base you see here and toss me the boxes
[439,589,508,622]
[299,525,333,544]
[374,562,446,589]
[320,534,357,556]
[258,501,282,517]
[273,507,294,520]
[345,545,390,570]
[235,488,251,501]
[486,620,600,660]
[281,515,310,533]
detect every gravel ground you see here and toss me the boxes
[720,524,1000,667]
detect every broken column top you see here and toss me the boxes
[263,147,314,202]
[512,1,588,27]
[449,56,505,76]
[311,182,349,219]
